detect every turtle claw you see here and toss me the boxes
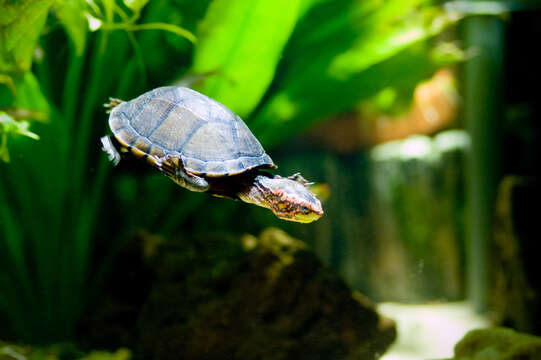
[104,98,124,113]
[287,172,314,187]
[100,136,121,166]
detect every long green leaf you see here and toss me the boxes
[53,0,88,56]
[191,0,302,118]
[0,184,38,336]
[328,7,451,79]
[0,187,28,288]
[13,72,50,119]
[250,4,455,147]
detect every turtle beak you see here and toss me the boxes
[311,206,324,221]
[309,198,324,218]
[290,203,324,223]
[293,212,323,223]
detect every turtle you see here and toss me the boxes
[100,86,323,223]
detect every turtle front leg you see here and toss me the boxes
[173,165,209,192]
[156,155,209,192]
[100,136,121,166]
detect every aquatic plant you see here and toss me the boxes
[0,0,457,343]
[0,0,197,342]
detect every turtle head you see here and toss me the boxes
[239,174,324,223]
[268,178,324,223]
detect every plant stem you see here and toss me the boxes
[462,14,505,313]
[126,23,197,43]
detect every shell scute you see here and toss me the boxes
[109,86,275,176]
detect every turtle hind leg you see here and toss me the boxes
[100,136,121,166]
[157,155,209,192]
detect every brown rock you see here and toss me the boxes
[137,228,395,360]
[80,229,395,360]
[490,177,541,333]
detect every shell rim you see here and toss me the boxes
[112,132,277,178]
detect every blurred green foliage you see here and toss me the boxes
[0,0,458,344]
[0,1,53,74]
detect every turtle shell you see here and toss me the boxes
[108,86,276,177]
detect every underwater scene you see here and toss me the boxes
[1,0,540,359]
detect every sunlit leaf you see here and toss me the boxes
[328,8,454,79]
[251,49,425,147]
[123,0,150,13]
[0,113,40,140]
[85,12,103,31]
[298,0,321,18]
[53,0,88,55]
[0,72,49,162]
[0,0,54,74]
[191,0,302,118]
[0,112,40,162]
[249,1,457,147]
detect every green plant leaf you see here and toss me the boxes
[53,0,88,56]
[85,12,103,31]
[0,112,39,162]
[191,0,302,118]
[0,113,39,140]
[123,0,150,13]
[0,0,54,74]
[13,72,51,118]
[328,8,452,79]
[0,72,48,162]
[249,1,457,147]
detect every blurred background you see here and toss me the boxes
[1,0,540,359]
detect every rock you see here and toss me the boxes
[453,327,541,360]
[80,228,396,360]
[490,178,541,334]
[138,228,396,360]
